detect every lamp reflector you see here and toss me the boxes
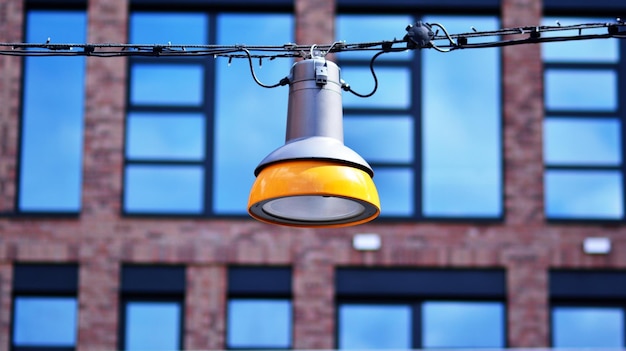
[262,196,366,222]
[248,160,380,228]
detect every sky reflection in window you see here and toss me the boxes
[422,15,502,217]
[213,14,293,214]
[19,11,85,212]
[553,306,624,348]
[338,304,411,349]
[125,301,181,351]
[228,298,292,348]
[545,170,623,219]
[13,296,77,346]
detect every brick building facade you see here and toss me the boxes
[1,0,625,350]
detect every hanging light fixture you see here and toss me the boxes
[248,56,380,228]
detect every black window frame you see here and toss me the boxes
[542,3,626,223]
[118,265,186,351]
[122,1,294,219]
[14,0,87,217]
[549,269,626,347]
[336,3,503,223]
[335,267,507,349]
[11,263,79,351]
[226,266,293,350]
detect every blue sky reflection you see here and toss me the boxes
[125,301,181,351]
[13,296,77,346]
[553,306,624,348]
[422,15,502,217]
[213,14,293,214]
[19,11,85,212]
[228,299,292,348]
[339,304,412,349]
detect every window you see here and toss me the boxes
[227,266,292,349]
[542,16,624,220]
[336,268,506,349]
[550,270,626,348]
[124,12,208,215]
[11,264,79,351]
[337,13,502,220]
[119,265,185,351]
[124,7,293,216]
[18,8,86,213]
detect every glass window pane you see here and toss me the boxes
[545,170,623,219]
[13,296,77,346]
[542,17,618,63]
[337,15,413,60]
[227,299,292,348]
[125,301,181,351]
[338,304,411,349]
[19,11,85,212]
[545,69,617,111]
[213,14,293,215]
[374,168,414,217]
[130,64,204,106]
[344,116,414,163]
[342,67,411,109]
[130,12,208,44]
[422,15,501,218]
[124,165,204,214]
[544,118,621,165]
[422,301,505,348]
[552,306,624,348]
[423,166,502,217]
[126,113,206,160]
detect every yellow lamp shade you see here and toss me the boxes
[248,160,380,228]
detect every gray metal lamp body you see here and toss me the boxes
[253,57,374,177]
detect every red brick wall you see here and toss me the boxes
[501,0,548,346]
[0,0,22,212]
[1,0,626,350]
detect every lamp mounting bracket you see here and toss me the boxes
[314,60,328,86]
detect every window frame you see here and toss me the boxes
[15,2,87,216]
[118,265,186,351]
[123,11,215,217]
[226,266,293,350]
[336,10,503,222]
[541,7,626,222]
[11,264,79,351]
[334,268,507,349]
[122,3,294,219]
[549,270,626,347]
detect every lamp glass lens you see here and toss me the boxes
[262,195,366,222]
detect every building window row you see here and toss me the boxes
[16,7,626,222]
[18,8,504,221]
[11,264,626,350]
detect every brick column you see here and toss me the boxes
[77,240,121,351]
[83,0,127,218]
[502,0,544,226]
[185,265,227,350]
[501,0,549,347]
[0,0,23,212]
[294,0,335,45]
[0,264,13,351]
[506,253,549,347]
[293,234,335,349]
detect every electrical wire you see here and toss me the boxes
[241,48,289,89]
[1,20,622,58]
[0,19,623,97]
[342,50,388,98]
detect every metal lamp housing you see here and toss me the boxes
[248,57,381,227]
